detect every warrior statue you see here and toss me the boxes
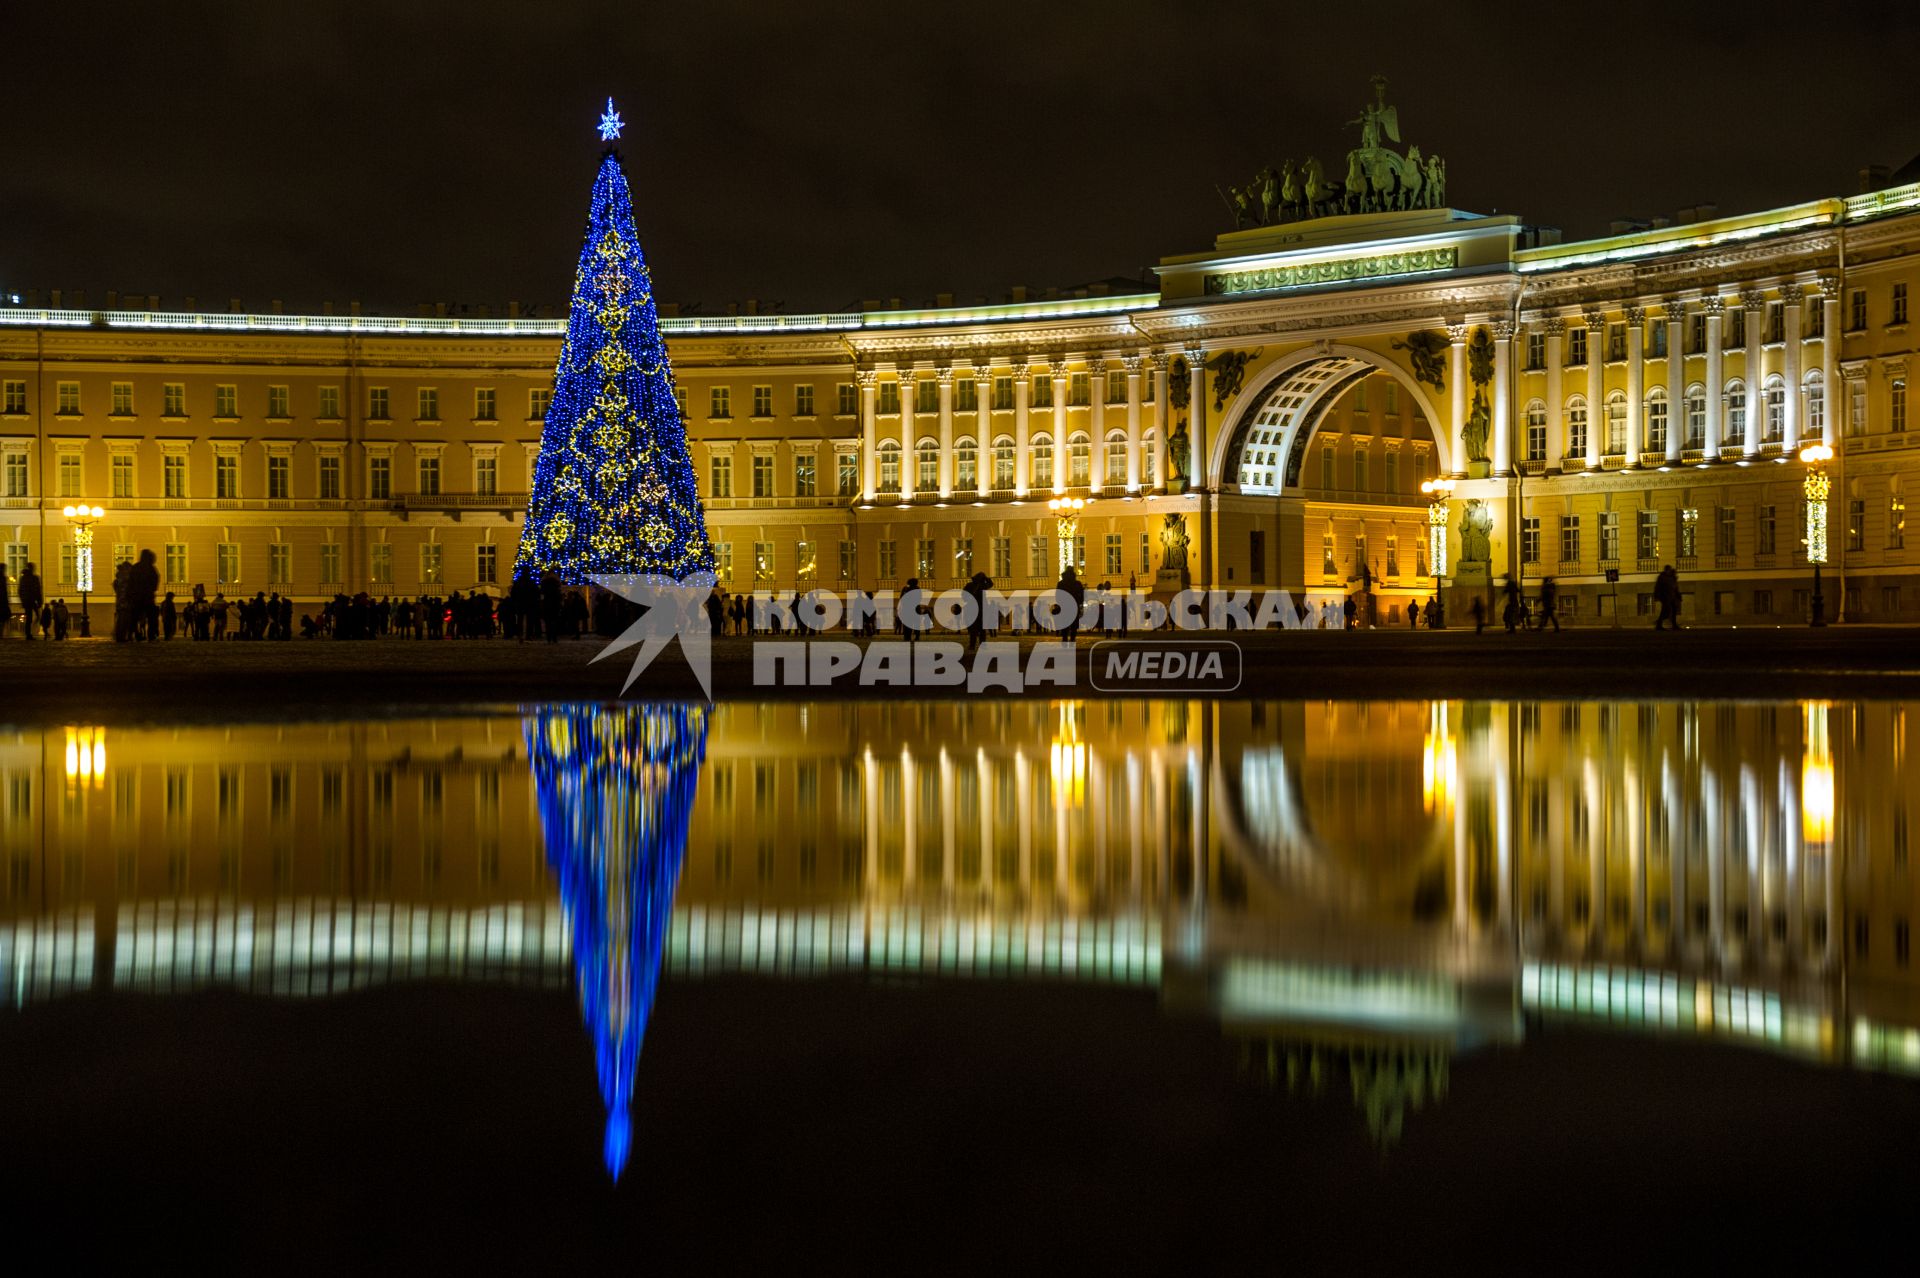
[1161,513,1190,571]
[1168,421,1192,480]
[1460,500,1494,564]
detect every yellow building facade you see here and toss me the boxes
[3,165,1918,624]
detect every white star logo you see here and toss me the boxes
[590,572,716,698]
[597,97,624,142]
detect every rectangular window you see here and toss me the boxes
[992,537,1012,579]
[751,453,774,498]
[268,543,290,585]
[1636,509,1659,559]
[1568,328,1587,366]
[1525,332,1544,371]
[993,376,1014,411]
[1141,532,1152,575]
[4,542,25,580]
[417,455,440,496]
[111,382,134,416]
[838,539,856,581]
[1729,309,1746,348]
[1607,323,1626,362]
[752,385,773,417]
[1522,516,1540,564]
[165,543,187,584]
[474,387,496,420]
[877,382,900,416]
[317,385,340,419]
[1760,504,1778,556]
[1322,534,1337,577]
[794,539,817,581]
[318,455,341,500]
[417,387,439,420]
[915,537,935,578]
[3,380,26,414]
[1766,303,1784,344]
[1847,500,1865,553]
[217,542,240,585]
[1849,289,1868,332]
[1,450,23,497]
[1850,381,1867,436]
[1105,533,1123,575]
[1894,378,1908,433]
[212,384,236,417]
[1599,511,1620,562]
[1689,313,1706,355]
[1894,283,1910,326]
[837,453,858,497]
[267,385,289,418]
[952,538,972,578]
[794,385,815,417]
[1320,445,1335,491]
[529,388,551,420]
[709,454,732,498]
[475,455,497,496]
[1891,496,1907,550]
[1678,507,1698,558]
[1717,506,1736,557]
[110,453,135,499]
[1069,372,1089,407]
[161,453,186,499]
[878,540,897,581]
[1028,536,1050,578]
[1560,515,1581,566]
[56,453,82,498]
[917,379,939,414]
[1353,446,1368,491]
[420,543,443,585]
[368,387,390,419]
[836,382,857,416]
[476,544,498,584]
[57,381,81,415]
[957,378,978,412]
[714,542,734,583]
[318,543,340,585]
[710,387,731,418]
[1031,375,1053,409]
[1107,369,1127,403]
[368,455,391,500]
[267,454,289,500]
[370,543,393,585]
[793,453,816,497]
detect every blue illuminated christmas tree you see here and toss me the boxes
[526,700,708,1179]
[516,100,715,583]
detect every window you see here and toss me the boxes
[467,387,495,421]
[796,539,817,581]
[420,543,443,585]
[111,382,134,416]
[1637,509,1659,559]
[1352,382,1368,413]
[752,385,773,417]
[1560,515,1581,565]
[369,456,391,500]
[1729,308,1746,348]
[957,378,979,412]
[1106,434,1127,487]
[993,376,1014,410]
[163,453,186,498]
[318,385,340,419]
[1521,516,1540,564]
[417,387,439,420]
[1320,444,1335,490]
[1106,369,1127,403]
[1031,434,1053,489]
[3,380,26,414]
[1851,380,1868,436]
[1525,332,1545,371]
[916,379,938,414]
[956,439,979,493]
[1895,283,1910,327]
[1322,533,1337,576]
[476,544,498,585]
[1141,431,1157,485]
[752,453,774,498]
[1068,434,1090,486]
[709,454,732,498]
[1892,496,1907,550]
[1689,313,1706,355]
[57,381,80,415]
[710,386,731,418]
[1605,393,1627,454]
[1895,377,1909,433]
[1766,303,1784,344]
[1028,536,1050,578]
[214,453,239,499]
[530,388,551,420]
[1717,506,1736,557]
[915,537,935,578]
[268,543,291,585]
[1566,396,1588,460]
[715,542,735,583]
[3,450,27,497]
[475,455,497,496]
[1140,532,1152,574]
[370,543,393,585]
[317,454,342,500]
[837,452,858,497]
[1764,378,1785,444]
[879,539,897,581]
[1760,504,1778,556]
[1599,511,1620,562]
[1649,323,1667,357]
[839,539,857,580]
[1607,323,1626,362]
[837,383,857,416]
[793,452,816,497]
[992,537,1012,579]
[1646,391,1667,452]
[1726,381,1746,447]
[319,543,340,585]
[953,537,974,578]
[1567,327,1587,365]
[1849,288,1867,332]
[1384,449,1399,493]
[111,453,135,499]
[1031,374,1053,409]
[1105,533,1123,575]
[267,385,289,418]
[1384,534,1397,578]
[1525,402,1547,461]
[417,455,440,496]
[267,454,289,500]
[910,440,934,491]
[369,387,390,419]
[794,385,815,417]
[1353,446,1368,490]
[166,543,188,584]
[217,543,241,585]
[56,453,82,499]
[1686,388,1706,448]
[1679,507,1698,558]
[1806,373,1825,439]
[878,382,899,416]
[1848,500,1865,553]
[212,384,236,418]
[878,441,901,493]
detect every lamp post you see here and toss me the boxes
[61,503,104,638]
[1799,443,1832,627]
[1420,478,1454,627]
[1047,496,1084,575]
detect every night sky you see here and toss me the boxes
[5,0,1916,316]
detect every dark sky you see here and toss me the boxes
[4,0,1916,316]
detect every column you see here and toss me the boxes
[1702,296,1724,460]
[858,369,878,499]
[1089,357,1108,491]
[898,368,918,501]
[1151,352,1170,491]
[1781,283,1804,451]
[1543,317,1565,466]
[936,367,955,498]
[1664,298,1686,463]
[1583,309,1605,471]
[1820,276,1841,441]
[1491,322,1514,475]
[1186,347,1208,488]
[1447,323,1468,476]
[1123,354,1143,492]
[1743,288,1764,458]
[1050,358,1070,494]
[1623,306,1645,466]
[1013,361,1031,496]
[972,362,994,491]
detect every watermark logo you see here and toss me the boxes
[1089,640,1242,692]
[592,572,717,697]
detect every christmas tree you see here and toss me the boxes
[526,701,708,1179]
[516,100,715,583]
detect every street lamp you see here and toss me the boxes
[61,503,104,637]
[1047,496,1085,575]
[1420,478,1454,626]
[1799,442,1832,627]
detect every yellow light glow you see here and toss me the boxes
[1802,702,1834,845]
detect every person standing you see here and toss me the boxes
[17,562,43,640]
[1056,566,1084,642]
[1539,577,1561,632]
[0,563,10,638]
[127,549,161,641]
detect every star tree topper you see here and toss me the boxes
[598,97,624,142]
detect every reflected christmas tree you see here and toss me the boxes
[525,701,709,1178]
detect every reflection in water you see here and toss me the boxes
[5,699,1920,1166]
[525,704,708,1178]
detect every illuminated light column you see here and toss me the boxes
[63,503,104,637]
[1051,358,1070,495]
[1491,321,1514,476]
[1583,309,1605,471]
[1543,317,1565,467]
[1742,288,1765,458]
[1702,296,1725,460]
[898,368,919,502]
[1819,276,1840,442]
[1151,352,1171,491]
[1664,297,1686,463]
[1089,357,1108,491]
[1623,306,1645,466]
[936,367,955,498]
[1123,354,1143,492]
[1049,497,1084,574]
[1801,441,1833,625]
[1013,362,1031,497]
[1447,323,1468,476]
[858,369,879,499]
[1421,478,1454,601]
[901,750,917,888]
[1781,283,1804,451]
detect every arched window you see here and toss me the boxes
[1068,431,1091,486]
[1566,395,1589,463]
[877,439,901,493]
[1685,383,1706,449]
[1645,388,1668,453]
[1726,379,1747,447]
[1524,399,1547,462]
[1030,431,1054,489]
[991,435,1015,491]
[1105,431,1128,488]
[954,436,979,493]
[1141,429,1158,485]
[1805,370,1826,440]
[1763,374,1785,444]
[1605,391,1627,455]
[916,438,939,491]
